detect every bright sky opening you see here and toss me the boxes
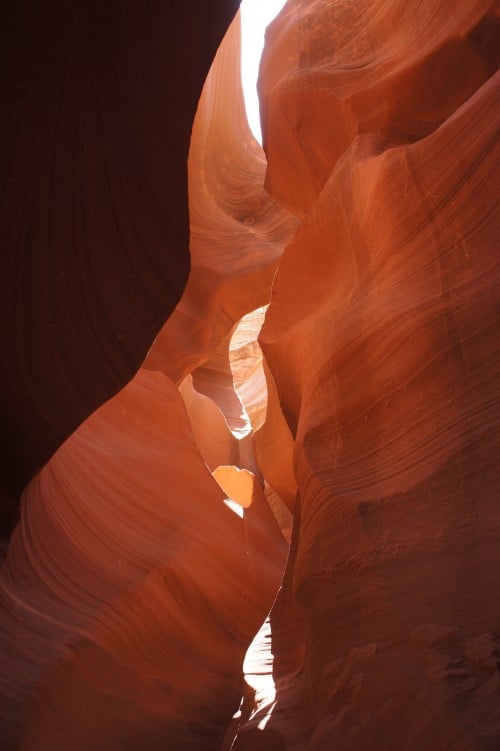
[240,0,288,144]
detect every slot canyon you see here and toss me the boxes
[1,0,499,749]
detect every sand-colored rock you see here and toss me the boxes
[179,374,239,470]
[213,465,266,510]
[230,307,269,433]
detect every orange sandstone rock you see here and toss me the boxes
[0,369,287,749]
[1,0,499,749]
[0,7,291,749]
[235,2,500,748]
[144,14,297,383]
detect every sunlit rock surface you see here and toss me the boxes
[260,0,499,217]
[143,17,297,384]
[1,0,499,749]
[235,0,500,749]
[1,371,285,749]
[0,7,292,749]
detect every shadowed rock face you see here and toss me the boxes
[0,7,293,749]
[0,0,240,529]
[1,0,499,749]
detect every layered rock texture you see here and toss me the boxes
[1,0,499,749]
[0,0,242,528]
[235,1,500,749]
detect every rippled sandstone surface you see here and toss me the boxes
[236,1,500,749]
[1,0,499,749]
[0,7,293,749]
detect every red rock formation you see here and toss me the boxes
[2,0,499,749]
[144,17,296,384]
[0,0,241,531]
[0,6,293,749]
[235,1,500,748]
[0,325,288,748]
[260,0,499,217]
[1,371,286,750]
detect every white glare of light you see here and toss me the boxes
[240,0,288,144]
[224,498,245,518]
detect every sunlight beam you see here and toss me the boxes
[240,0,288,144]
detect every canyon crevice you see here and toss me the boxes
[1,1,499,749]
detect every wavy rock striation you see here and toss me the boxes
[0,7,293,749]
[1,0,499,749]
[0,0,241,532]
[1,371,286,750]
[235,1,500,749]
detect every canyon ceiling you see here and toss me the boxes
[1,1,499,749]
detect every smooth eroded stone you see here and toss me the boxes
[0,0,241,525]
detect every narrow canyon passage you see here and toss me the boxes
[1,1,499,750]
[0,8,295,749]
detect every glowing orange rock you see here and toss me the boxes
[235,1,500,747]
[214,465,260,509]
[0,369,286,749]
[0,8,290,749]
[144,14,297,383]
[260,0,499,216]
[2,0,499,748]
